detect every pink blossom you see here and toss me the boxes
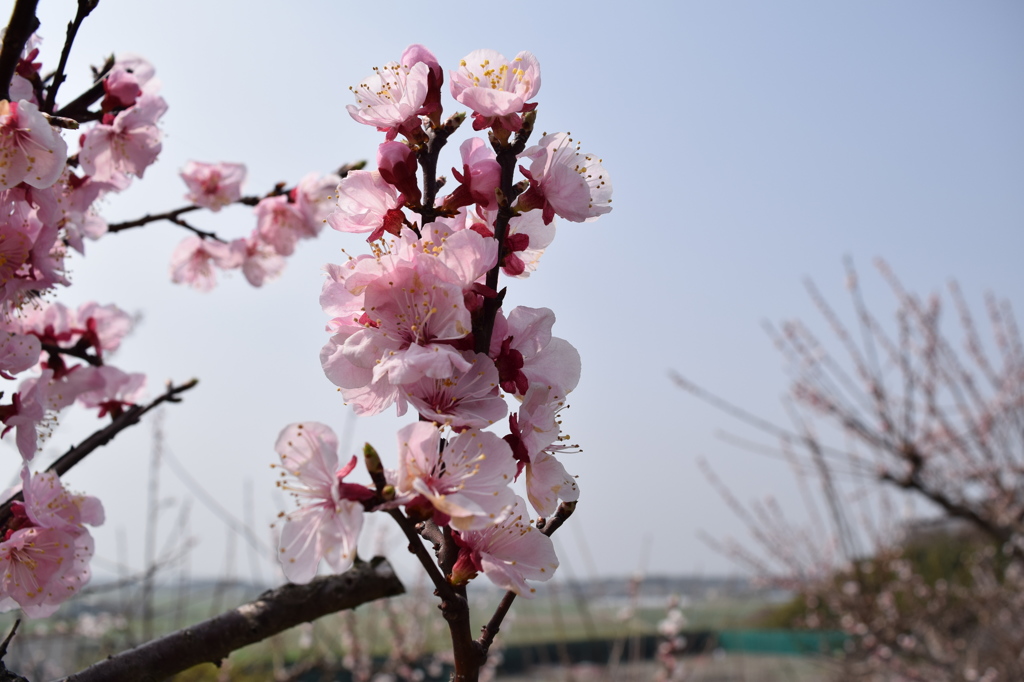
[327,170,404,241]
[502,209,555,278]
[395,422,516,530]
[0,371,49,459]
[79,93,168,183]
[449,50,541,131]
[0,100,68,190]
[505,384,580,516]
[169,236,238,291]
[0,195,68,307]
[450,496,558,596]
[293,171,342,229]
[320,233,500,416]
[517,133,612,224]
[231,235,285,287]
[346,59,430,136]
[102,67,142,110]
[114,53,161,96]
[401,44,442,119]
[254,195,313,257]
[74,365,146,418]
[0,468,102,617]
[492,306,581,397]
[274,422,373,583]
[180,161,246,211]
[376,141,420,204]
[0,526,85,617]
[8,300,133,372]
[443,138,501,211]
[397,223,498,288]
[20,468,105,534]
[0,221,32,292]
[335,253,471,378]
[57,171,126,252]
[75,302,134,358]
[4,32,41,104]
[404,351,507,429]
[0,331,40,379]
[0,368,98,460]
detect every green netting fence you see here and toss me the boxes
[715,629,847,655]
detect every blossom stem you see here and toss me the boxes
[385,508,451,597]
[40,339,102,367]
[415,118,460,231]
[107,162,364,237]
[386,510,485,681]
[474,111,536,355]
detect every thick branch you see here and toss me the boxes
[61,557,405,682]
[0,379,199,525]
[881,470,1018,557]
[0,0,39,103]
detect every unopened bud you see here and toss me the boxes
[363,442,383,476]
[443,112,466,134]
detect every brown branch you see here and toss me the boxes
[0,619,27,682]
[42,0,97,114]
[0,0,39,103]
[473,111,535,356]
[0,378,199,525]
[107,205,203,234]
[40,340,102,367]
[61,557,405,682]
[414,113,463,229]
[52,55,112,121]
[386,509,451,599]
[107,161,364,236]
[881,469,1018,558]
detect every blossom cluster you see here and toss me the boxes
[0,29,353,619]
[0,36,159,615]
[273,45,611,598]
[0,469,103,618]
[0,46,165,312]
[169,165,342,291]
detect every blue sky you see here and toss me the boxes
[6,0,1022,584]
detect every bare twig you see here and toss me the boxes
[42,0,98,113]
[0,378,199,526]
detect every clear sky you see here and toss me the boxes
[5,0,1022,586]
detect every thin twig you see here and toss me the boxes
[478,500,576,651]
[0,378,199,525]
[42,0,97,113]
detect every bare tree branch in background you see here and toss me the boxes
[674,259,1024,680]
